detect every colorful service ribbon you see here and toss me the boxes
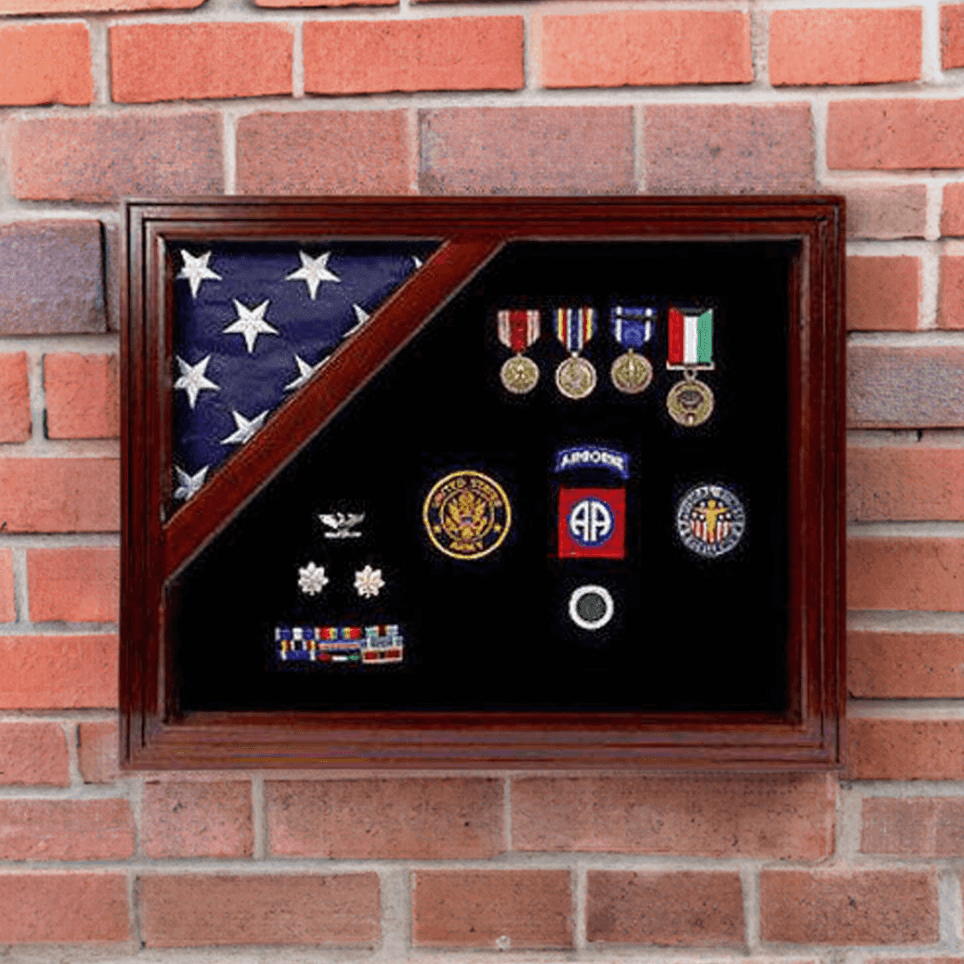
[497,309,540,353]
[611,306,656,350]
[667,308,713,368]
[555,308,596,353]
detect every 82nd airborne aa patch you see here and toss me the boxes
[558,488,625,559]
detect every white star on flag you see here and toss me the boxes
[342,304,370,339]
[178,250,221,299]
[174,355,219,409]
[284,354,324,392]
[223,299,278,353]
[286,251,340,300]
[220,409,268,446]
[173,464,209,501]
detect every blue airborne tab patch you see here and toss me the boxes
[553,446,630,480]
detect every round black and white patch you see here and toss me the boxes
[675,484,746,558]
[568,585,614,630]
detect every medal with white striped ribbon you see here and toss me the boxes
[554,307,597,399]
[666,307,715,427]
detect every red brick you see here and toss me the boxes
[9,113,222,202]
[27,548,119,623]
[268,777,502,859]
[0,800,133,860]
[863,798,964,855]
[0,221,105,335]
[770,9,920,86]
[0,0,201,12]
[237,110,410,195]
[760,870,938,944]
[420,107,634,195]
[834,184,927,239]
[850,631,964,698]
[111,24,291,103]
[257,0,390,7]
[644,104,814,194]
[0,459,119,533]
[941,256,964,328]
[943,184,964,236]
[413,870,571,949]
[0,635,116,709]
[0,23,91,106]
[143,781,252,858]
[540,11,751,89]
[513,774,833,858]
[848,256,920,331]
[0,723,69,786]
[828,99,964,170]
[848,537,964,610]
[139,874,379,947]
[848,346,964,428]
[0,353,30,443]
[587,871,744,947]
[44,354,118,440]
[0,873,129,942]
[849,719,964,779]
[77,721,119,783]
[0,551,13,623]
[305,17,522,95]
[849,446,964,521]
[943,5,964,69]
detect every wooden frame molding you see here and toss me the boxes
[121,196,845,770]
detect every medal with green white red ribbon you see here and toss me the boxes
[666,307,715,427]
[497,309,541,394]
[555,307,597,399]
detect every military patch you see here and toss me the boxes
[558,487,625,559]
[676,484,745,558]
[568,585,615,630]
[423,470,511,560]
[553,445,629,479]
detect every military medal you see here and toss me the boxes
[554,307,597,399]
[676,484,745,558]
[610,305,655,394]
[423,470,511,560]
[665,307,715,427]
[497,309,540,394]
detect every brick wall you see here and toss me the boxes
[0,0,960,956]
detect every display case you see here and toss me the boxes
[121,196,844,769]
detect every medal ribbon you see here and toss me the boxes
[667,307,713,367]
[497,309,540,353]
[555,308,596,353]
[611,306,655,350]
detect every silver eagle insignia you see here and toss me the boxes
[319,512,365,539]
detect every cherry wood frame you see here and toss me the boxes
[121,196,845,770]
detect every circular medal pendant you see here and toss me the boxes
[610,351,653,394]
[667,377,714,427]
[555,355,597,399]
[500,355,539,394]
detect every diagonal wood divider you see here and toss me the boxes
[162,236,503,578]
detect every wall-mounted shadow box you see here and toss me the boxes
[121,196,845,770]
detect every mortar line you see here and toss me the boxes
[251,773,266,860]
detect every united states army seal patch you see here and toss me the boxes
[423,470,511,560]
[676,484,745,558]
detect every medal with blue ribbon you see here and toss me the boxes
[554,307,597,399]
[610,305,655,394]
[497,309,541,394]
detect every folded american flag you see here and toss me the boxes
[171,242,433,502]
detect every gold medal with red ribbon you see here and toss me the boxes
[497,309,540,394]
